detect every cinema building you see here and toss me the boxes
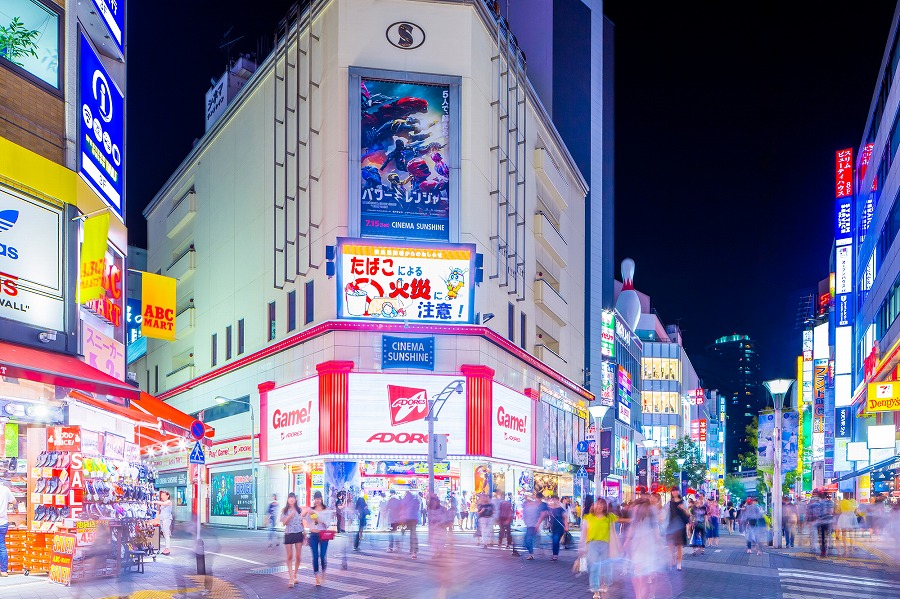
[138,0,604,524]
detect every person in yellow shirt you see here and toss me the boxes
[579,498,621,598]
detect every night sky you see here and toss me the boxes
[127,1,896,381]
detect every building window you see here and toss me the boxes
[0,0,62,89]
[520,312,527,349]
[225,326,232,360]
[211,334,217,367]
[305,280,314,325]
[508,303,515,342]
[237,319,245,355]
[287,290,297,332]
[268,302,276,341]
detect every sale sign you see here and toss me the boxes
[49,533,77,586]
[337,238,475,324]
[47,426,81,452]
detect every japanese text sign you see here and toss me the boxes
[81,322,125,380]
[600,311,615,358]
[79,35,124,220]
[91,0,125,53]
[337,238,475,324]
[835,148,853,198]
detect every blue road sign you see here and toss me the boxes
[576,440,589,453]
[188,441,206,465]
[190,420,205,440]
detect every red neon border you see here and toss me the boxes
[158,321,594,402]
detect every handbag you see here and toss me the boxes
[572,557,587,575]
[318,529,336,541]
[607,517,621,559]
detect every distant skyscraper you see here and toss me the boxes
[705,334,765,473]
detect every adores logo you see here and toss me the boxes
[0,210,19,260]
[387,385,428,426]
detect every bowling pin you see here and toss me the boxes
[616,258,642,332]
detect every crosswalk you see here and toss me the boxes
[779,568,900,599]
[247,538,474,598]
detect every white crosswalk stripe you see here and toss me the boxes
[779,568,900,599]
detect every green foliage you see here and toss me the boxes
[658,436,708,490]
[0,17,40,67]
[723,475,747,502]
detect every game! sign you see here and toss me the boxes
[337,238,475,324]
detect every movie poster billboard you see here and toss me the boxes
[353,71,459,242]
[210,470,253,517]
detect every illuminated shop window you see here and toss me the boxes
[641,358,680,381]
[0,0,60,89]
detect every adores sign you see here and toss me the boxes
[492,384,534,465]
[263,377,319,461]
[347,373,466,454]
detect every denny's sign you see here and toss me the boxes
[141,272,177,340]
[867,382,900,413]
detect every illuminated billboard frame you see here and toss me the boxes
[348,67,461,243]
[336,237,476,324]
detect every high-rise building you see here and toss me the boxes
[704,334,765,473]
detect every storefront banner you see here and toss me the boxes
[156,471,189,488]
[141,272,176,340]
[103,433,124,459]
[347,373,466,455]
[78,213,109,304]
[79,34,124,220]
[145,450,187,471]
[614,436,630,471]
[358,77,452,241]
[382,335,435,370]
[599,361,615,406]
[210,469,253,517]
[124,441,140,463]
[264,378,318,461]
[0,188,65,329]
[208,437,259,464]
[867,382,900,412]
[782,412,799,473]
[81,322,125,381]
[359,460,451,476]
[81,429,101,456]
[337,238,475,324]
[47,426,82,452]
[492,384,534,465]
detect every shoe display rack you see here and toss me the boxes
[1,457,29,531]
[22,531,53,576]
[30,450,74,530]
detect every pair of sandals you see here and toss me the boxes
[35,505,70,521]
[35,476,70,495]
[36,451,71,469]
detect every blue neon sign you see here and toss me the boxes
[91,0,125,54]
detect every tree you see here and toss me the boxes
[724,474,747,503]
[0,18,40,67]
[659,436,708,490]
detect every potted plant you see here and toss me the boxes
[0,17,40,67]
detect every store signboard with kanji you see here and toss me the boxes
[81,322,125,381]
[337,238,475,324]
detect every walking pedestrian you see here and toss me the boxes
[740,498,765,555]
[689,493,708,555]
[707,498,720,547]
[836,494,857,557]
[522,493,549,559]
[306,491,334,587]
[548,495,568,561]
[782,497,797,548]
[477,493,495,547]
[498,494,514,549]
[402,491,420,558]
[386,491,403,553]
[267,494,279,547]
[666,489,690,570]
[625,496,665,599]
[449,492,460,530]
[459,491,469,530]
[354,494,369,551]
[579,498,621,598]
[468,493,479,530]
[280,492,306,588]
[152,490,174,556]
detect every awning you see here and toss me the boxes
[833,454,900,482]
[0,341,139,401]
[69,390,214,451]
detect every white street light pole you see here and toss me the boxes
[217,396,257,529]
[763,379,794,550]
[588,405,611,499]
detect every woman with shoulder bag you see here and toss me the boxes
[280,492,307,588]
[305,491,335,586]
[579,498,622,598]
[666,489,690,570]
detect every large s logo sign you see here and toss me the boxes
[386,22,425,50]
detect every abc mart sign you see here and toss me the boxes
[868,382,900,413]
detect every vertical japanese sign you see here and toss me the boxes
[337,238,475,324]
[358,77,451,241]
[616,366,632,423]
[78,35,124,221]
[813,358,827,461]
[834,148,854,417]
[91,0,125,54]
[835,148,853,198]
[141,273,177,340]
[77,213,110,304]
[81,322,125,380]
[859,143,877,240]
[600,311,615,357]
[599,361,616,407]
[802,329,813,403]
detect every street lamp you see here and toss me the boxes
[426,381,465,498]
[216,396,257,529]
[676,457,686,495]
[763,378,795,550]
[588,404,611,498]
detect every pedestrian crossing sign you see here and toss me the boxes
[189,440,206,465]
[575,466,587,478]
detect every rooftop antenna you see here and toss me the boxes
[219,26,244,68]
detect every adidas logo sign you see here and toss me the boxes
[0,210,20,260]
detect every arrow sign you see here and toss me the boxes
[576,440,589,453]
[188,441,206,465]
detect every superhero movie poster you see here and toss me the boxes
[359,77,451,241]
